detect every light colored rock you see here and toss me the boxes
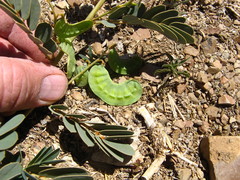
[229,117,237,124]
[197,71,209,83]
[221,114,229,125]
[212,60,222,69]
[188,93,199,104]
[207,67,220,74]
[71,90,84,101]
[220,76,228,84]
[199,121,210,133]
[91,42,103,55]
[201,37,217,56]
[184,46,199,56]
[205,106,219,119]
[234,60,240,69]
[177,84,187,94]
[178,168,192,180]
[200,136,240,180]
[131,28,151,41]
[218,95,235,106]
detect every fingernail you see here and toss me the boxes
[39,75,67,102]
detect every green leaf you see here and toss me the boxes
[0,131,18,150]
[75,123,94,147]
[21,0,31,19]
[39,167,89,178]
[74,66,89,87]
[35,23,52,43]
[161,16,185,25]
[169,25,194,44]
[42,160,65,165]
[12,0,22,11]
[0,162,23,180]
[103,139,134,156]
[27,0,41,30]
[100,20,116,28]
[95,136,124,162]
[55,18,93,39]
[170,22,194,35]
[85,130,110,157]
[108,49,143,75]
[109,6,130,20]
[167,26,187,44]
[91,124,128,131]
[24,171,39,180]
[53,175,93,180]
[105,135,134,140]
[49,104,68,116]
[158,23,178,42]
[0,114,25,136]
[43,39,58,53]
[63,117,77,133]
[99,130,134,136]
[122,15,143,25]
[0,150,5,162]
[41,148,60,163]
[26,165,54,174]
[65,114,86,119]
[142,5,166,19]
[27,147,54,167]
[59,40,76,78]
[152,9,178,23]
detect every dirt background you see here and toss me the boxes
[13,0,240,179]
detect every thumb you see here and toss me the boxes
[0,57,68,113]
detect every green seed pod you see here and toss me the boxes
[88,65,142,106]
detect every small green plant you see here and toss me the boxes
[155,54,190,78]
[0,146,93,180]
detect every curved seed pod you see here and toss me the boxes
[88,65,142,106]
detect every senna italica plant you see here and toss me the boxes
[0,0,194,166]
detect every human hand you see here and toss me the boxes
[0,8,68,113]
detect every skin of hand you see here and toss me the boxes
[0,8,68,113]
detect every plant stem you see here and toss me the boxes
[52,50,64,65]
[86,0,106,20]
[93,0,135,21]
[68,59,103,85]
